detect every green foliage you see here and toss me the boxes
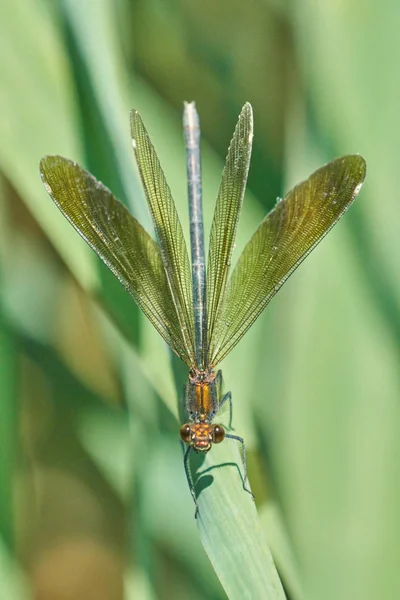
[0,0,399,599]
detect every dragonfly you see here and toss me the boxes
[40,102,366,513]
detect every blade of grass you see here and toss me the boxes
[0,537,29,600]
[193,442,286,600]
[61,0,148,225]
[0,0,95,290]
[0,316,16,550]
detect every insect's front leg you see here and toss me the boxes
[215,370,233,430]
[219,391,233,430]
[180,442,199,517]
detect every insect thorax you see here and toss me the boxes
[185,368,220,423]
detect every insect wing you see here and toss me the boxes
[206,103,253,358]
[131,111,196,367]
[40,156,195,366]
[209,154,367,365]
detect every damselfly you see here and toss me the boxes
[40,103,366,513]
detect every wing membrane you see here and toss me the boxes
[131,111,195,367]
[209,154,367,366]
[206,103,253,356]
[40,156,194,366]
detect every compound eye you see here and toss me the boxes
[179,424,192,444]
[212,424,225,444]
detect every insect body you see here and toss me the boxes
[40,102,366,514]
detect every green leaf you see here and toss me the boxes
[193,442,286,600]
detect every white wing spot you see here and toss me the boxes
[353,182,363,196]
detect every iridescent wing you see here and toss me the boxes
[208,154,367,366]
[40,156,195,367]
[130,111,196,366]
[206,103,253,359]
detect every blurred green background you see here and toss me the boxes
[1,0,400,599]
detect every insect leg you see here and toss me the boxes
[219,391,233,430]
[215,370,233,430]
[181,442,199,517]
[225,433,254,499]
